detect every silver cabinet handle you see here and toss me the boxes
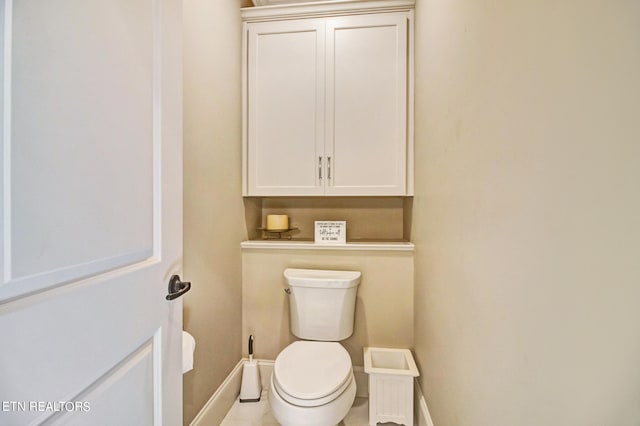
[318,156,323,180]
[328,156,332,180]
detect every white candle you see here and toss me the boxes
[266,214,289,230]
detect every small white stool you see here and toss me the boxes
[364,347,420,426]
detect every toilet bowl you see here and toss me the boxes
[270,269,361,426]
[270,341,356,426]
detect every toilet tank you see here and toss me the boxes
[284,268,361,341]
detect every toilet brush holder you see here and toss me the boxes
[240,335,262,402]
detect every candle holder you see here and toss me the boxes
[257,227,299,240]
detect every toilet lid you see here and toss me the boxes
[274,341,352,401]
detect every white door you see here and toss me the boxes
[325,13,408,196]
[0,1,183,425]
[245,19,325,196]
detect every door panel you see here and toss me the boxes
[325,14,408,195]
[246,19,325,196]
[51,340,155,426]
[7,0,155,298]
[0,0,182,425]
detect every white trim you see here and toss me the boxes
[2,0,13,283]
[151,2,163,421]
[406,8,415,196]
[153,327,163,426]
[190,360,245,426]
[242,0,415,22]
[414,380,435,426]
[241,22,249,196]
[240,240,414,251]
[152,0,163,259]
[0,249,154,303]
[46,339,155,426]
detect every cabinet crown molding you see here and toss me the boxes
[242,0,415,22]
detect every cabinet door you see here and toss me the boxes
[325,14,408,196]
[246,20,325,196]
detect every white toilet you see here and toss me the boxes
[269,268,362,426]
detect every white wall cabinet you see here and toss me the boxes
[242,1,414,196]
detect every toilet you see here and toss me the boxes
[269,268,361,426]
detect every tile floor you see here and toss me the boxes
[220,388,370,425]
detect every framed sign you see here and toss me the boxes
[314,221,346,244]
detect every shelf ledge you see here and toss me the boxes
[240,240,414,252]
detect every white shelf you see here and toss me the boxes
[240,240,414,251]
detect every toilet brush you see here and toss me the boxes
[239,335,262,402]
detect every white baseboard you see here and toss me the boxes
[189,360,244,426]
[414,380,435,426]
[190,359,273,426]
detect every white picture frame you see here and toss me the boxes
[314,221,347,244]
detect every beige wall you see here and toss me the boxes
[242,249,414,365]
[413,1,640,426]
[183,1,245,424]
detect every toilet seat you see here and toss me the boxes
[273,341,352,407]
[269,372,357,426]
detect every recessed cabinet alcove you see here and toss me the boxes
[242,1,415,196]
